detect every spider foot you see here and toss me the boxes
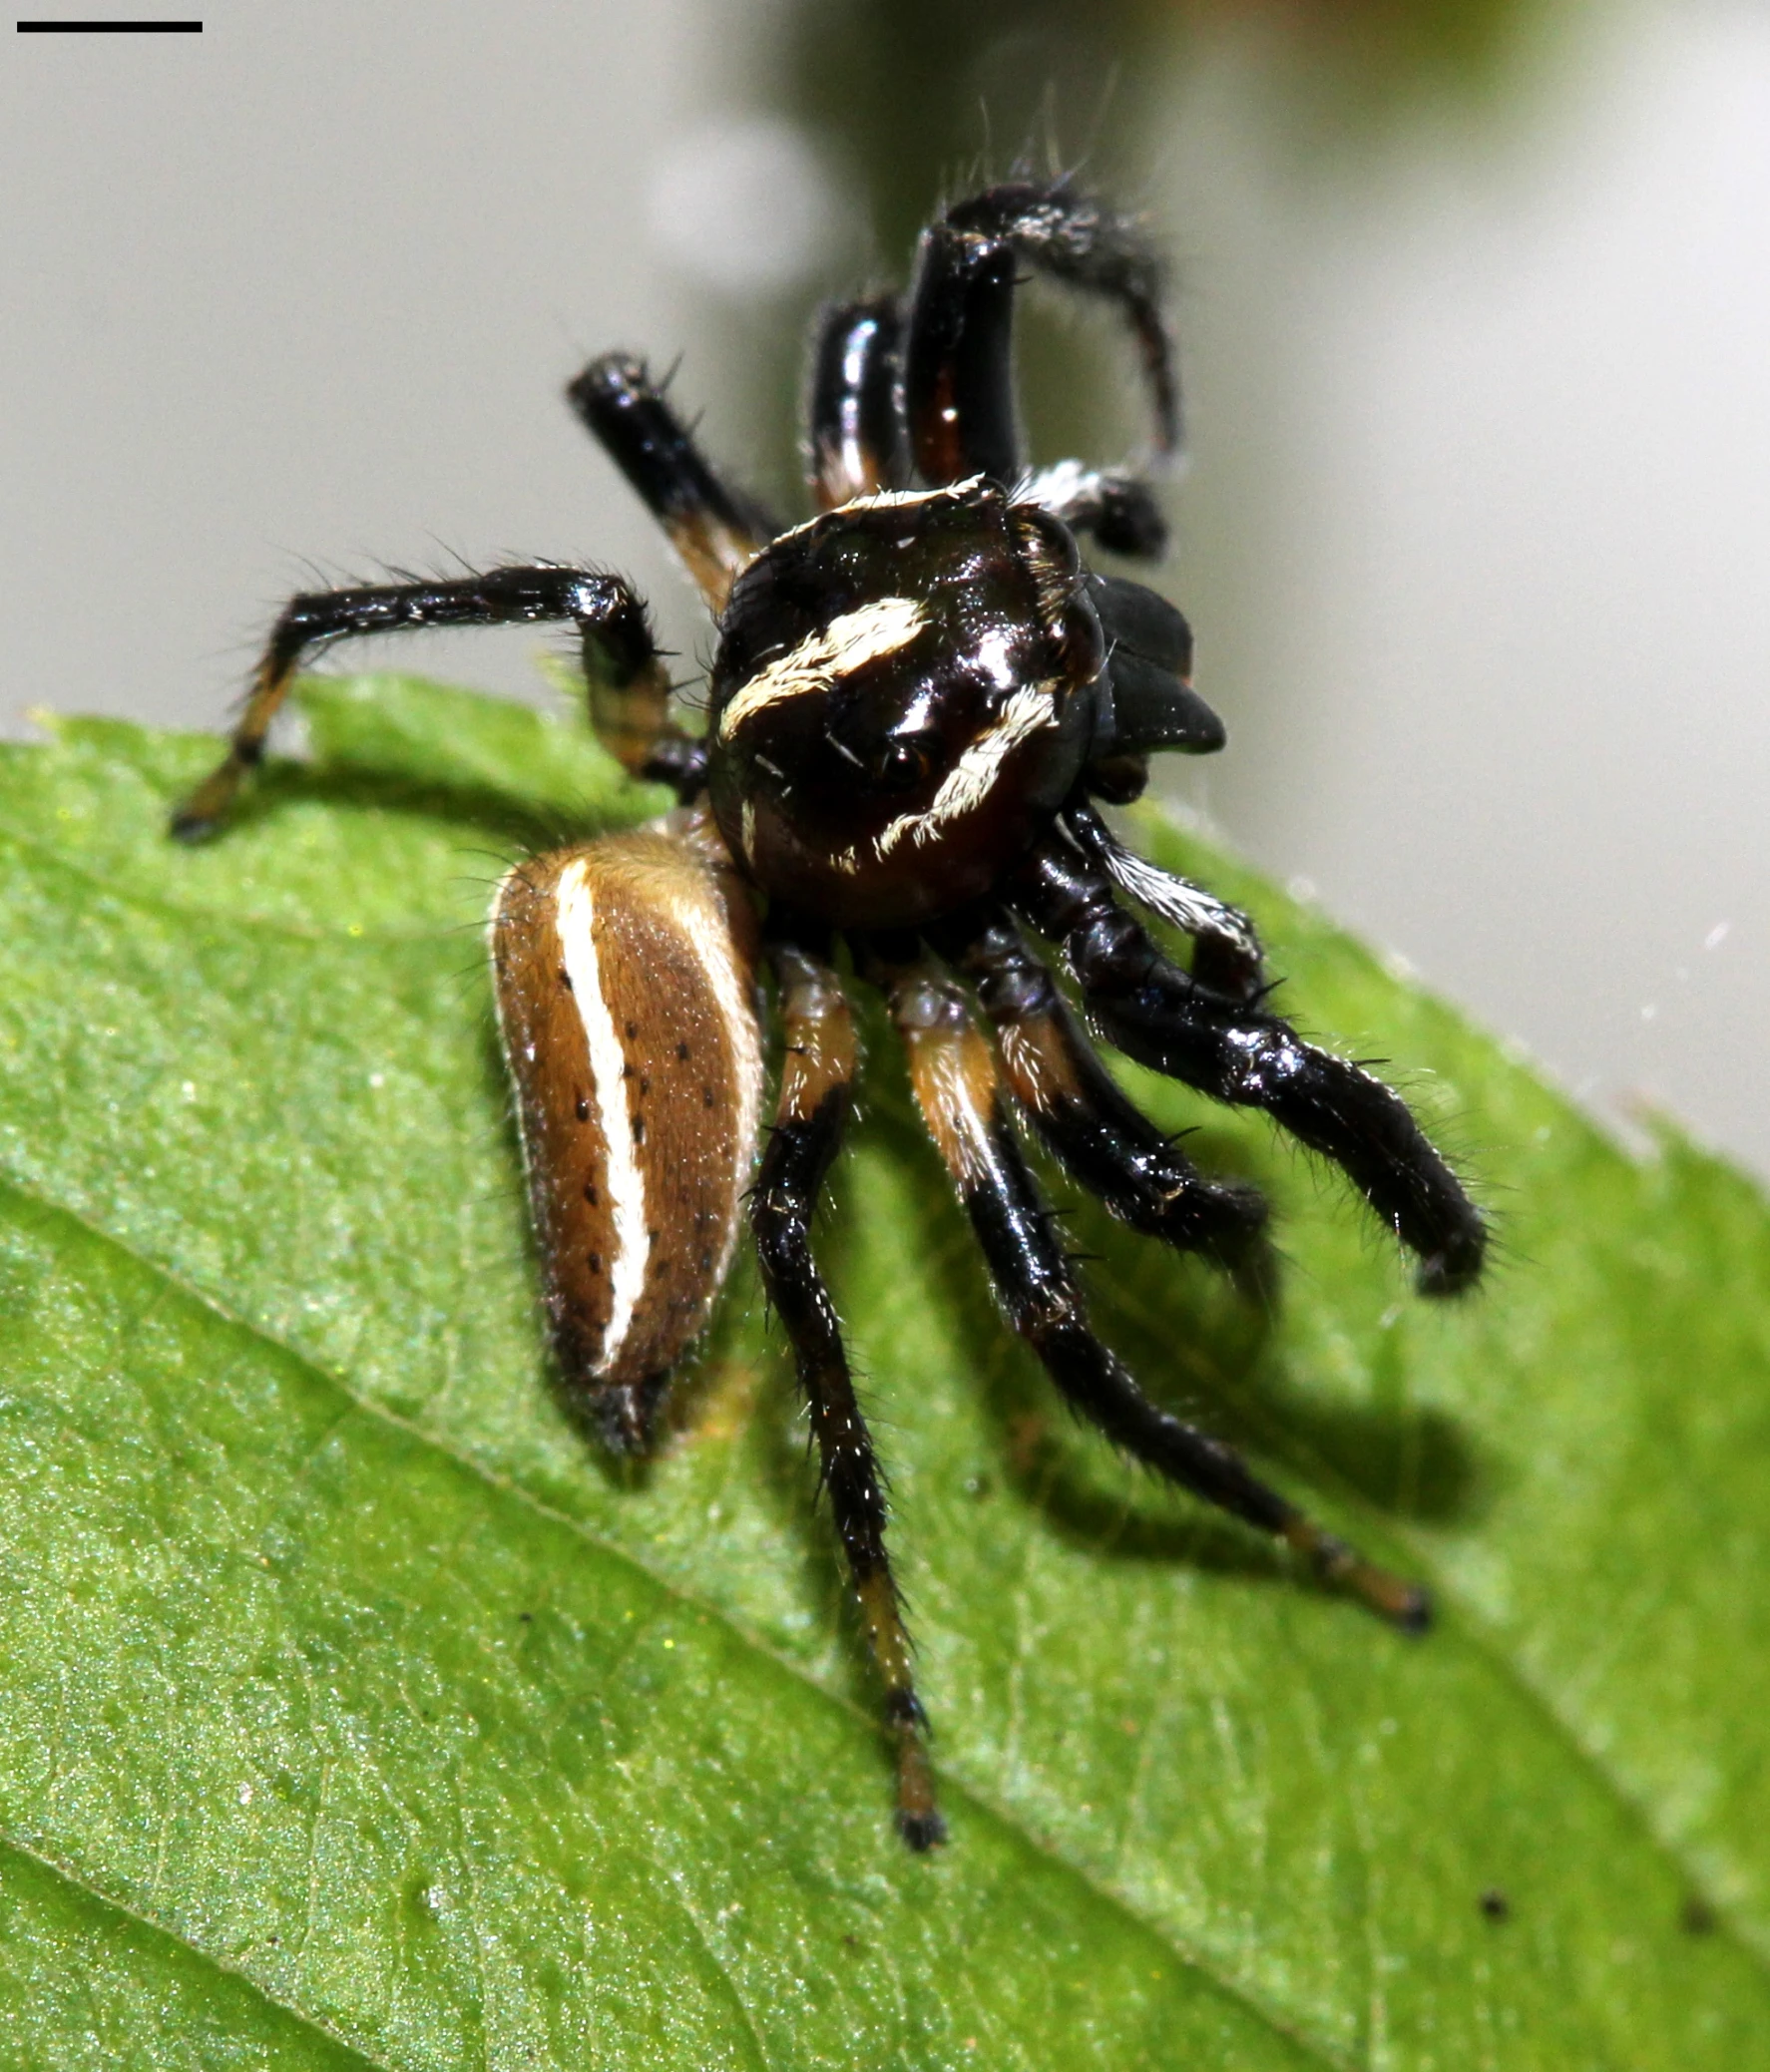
[170,754,247,841]
[1284,1517,1432,1633]
[893,1734,948,1855]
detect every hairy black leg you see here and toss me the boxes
[1065,799,1263,1003]
[807,296,908,508]
[1010,837,1487,1296]
[886,961,1428,1628]
[936,908,1268,1269]
[567,352,776,613]
[751,940,945,1849]
[904,179,1177,489]
[171,564,680,840]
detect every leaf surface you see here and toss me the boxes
[0,675,1765,2069]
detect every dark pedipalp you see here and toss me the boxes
[1063,799,1264,1002]
[1087,574,1224,759]
[1022,463,1170,560]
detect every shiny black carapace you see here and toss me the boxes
[174,179,1486,1851]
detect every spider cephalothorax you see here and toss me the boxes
[708,480,1110,928]
[174,178,1486,1852]
[710,479,1102,926]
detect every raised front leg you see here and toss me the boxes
[904,179,1179,489]
[171,564,679,839]
[751,940,946,1849]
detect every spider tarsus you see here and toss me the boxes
[893,1733,948,1852]
[1285,1518,1432,1633]
[169,760,239,841]
[1222,1226,1284,1312]
[896,1805,949,1854]
[1416,1237,1486,1301]
[1394,1585,1435,1636]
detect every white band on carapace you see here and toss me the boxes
[873,681,1059,858]
[717,596,928,741]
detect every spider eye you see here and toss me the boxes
[874,732,936,792]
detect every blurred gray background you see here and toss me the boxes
[4,0,1767,1177]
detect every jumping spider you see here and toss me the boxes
[174,181,1486,1850]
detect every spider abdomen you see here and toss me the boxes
[490,827,763,1450]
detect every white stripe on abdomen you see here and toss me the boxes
[554,857,649,1375]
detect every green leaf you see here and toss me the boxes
[1,673,1766,2069]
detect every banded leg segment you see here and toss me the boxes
[944,911,1267,1266]
[886,962,1429,1628]
[895,965,1434,1632]
[567,353,774,614]
[1011,837,1488,1296]
[905,180,1178,490]
[171,565,673,839]
[808,296,908,508]
[751,943,944,1849]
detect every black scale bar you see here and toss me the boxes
[18,19,203,29]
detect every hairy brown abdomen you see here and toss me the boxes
[490,826,762,1450]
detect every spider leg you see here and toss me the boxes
[751,938,945,1849]
[566,353,776,614]
[1010,835,1487,1297]
[936,908,1268,1269]
[903,179,1176,495]
[1020,460,1168,562]
[171,564,685,840]
[884,958,1428,1629]
[1065,798,1264,1002]
[807,296,909,507]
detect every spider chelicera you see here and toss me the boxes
[174,180,1486,1850]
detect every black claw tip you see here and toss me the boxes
[168,808,216,844]
[1416,1252,1480,1300]
[897,1809,949,1853]
[1416,1219,1487,1299]
[1395,1585,1434,1636]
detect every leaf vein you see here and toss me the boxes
[0,1828,389,2070]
